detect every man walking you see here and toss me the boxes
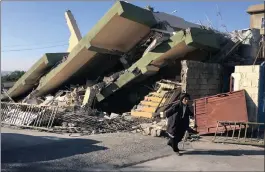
[165,93,193,156]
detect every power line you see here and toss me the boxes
[1,44,68,53]
[2,40,68,48]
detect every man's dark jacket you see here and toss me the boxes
[165,102,193,136]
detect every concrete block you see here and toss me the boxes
[202,70,209,74]
[140,123,153,129]
[156,129,162,137]
[198,85,208,90]
[198,74,206,79]
[150,128,157,137]
[252,66,260,73]
[239,66,255,73]
[207,79,220,85]
[187,78,197,85]
[143,127,152,135]
[186,70,194,77]
[245,88,259,94]
[234,66,240,73]
[251,79,259,87]
[208,85,218,89]
[209,89,218,94]
[242,80,252,87]
[187,84,198,90]
[246,73,259,79]
[199,79,208,85]
[193,74,200,79]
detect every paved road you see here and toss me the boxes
[1,127,264,172]
[120,144,264,171]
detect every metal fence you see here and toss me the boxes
[1,102,59,130]
[212,121,264,146]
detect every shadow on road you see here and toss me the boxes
[1,133,107,164]
[183,149,264,156]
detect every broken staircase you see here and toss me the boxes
[131,80,182,118]
[131,92,166,118]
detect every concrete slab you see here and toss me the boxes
[34,1,157,97]
[2,53,68,99]
[97,28,221,102]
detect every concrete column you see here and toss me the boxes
[65,10,82,52]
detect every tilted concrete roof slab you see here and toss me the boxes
[34,1,157,97]
[96,28,221,102]
[152,12,200,32]
[3,53,68,99]
[35,45,97,96]
[89,1,156,52]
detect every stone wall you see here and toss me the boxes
[181,60,223,100]
[232,65,260,122]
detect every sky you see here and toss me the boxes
[1,0,263,71]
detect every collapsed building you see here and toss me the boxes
[1,2,264,141]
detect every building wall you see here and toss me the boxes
[250,13,264,29]
[181,60,223,100]
[231,65,260,122]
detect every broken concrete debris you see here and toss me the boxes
[52,107,153,135]
[1,1,264,143]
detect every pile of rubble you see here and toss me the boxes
[135,117,196,137]
[51,107,154,136]
[21,85,87,107]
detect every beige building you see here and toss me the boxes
[247,3,264,33]
[247,3,265,59]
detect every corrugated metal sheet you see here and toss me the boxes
[194,90,249,135]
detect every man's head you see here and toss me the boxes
[180,93,190,105]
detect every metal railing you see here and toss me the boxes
[1,102,59,130]
[212,121,264,146]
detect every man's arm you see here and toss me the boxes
[187,106,194,118]
[165,104,179,118]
